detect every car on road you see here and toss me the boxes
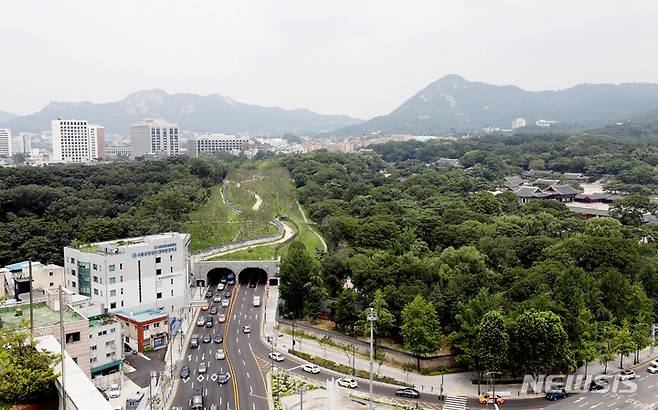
[198,362,207,374]
[200,305,209,311]
[210,404,218,410]
[217,370,231,384]
[213,296,222,303]
[243,325,251,334]
[217,314,226,323]
[337,378,358,389]
[253,296,261,307]
[209,306,218,315]
[192,387,203,410]
[648,363,658,374]
[220,277,227,284]
[214,334,223,344]
[190,335,199,349]
[180,366,190,379]
[545,388,567,401]
[196,317,205,326]
[217,283,225,291]
[268,352,284,362]
[205,319,214,328]
[395,388,420,399]
[618,370,636,381]
[249,280,257,288]
[224,290,231,298]
[202,334,212,343]
[221,299,229,308]
[215,349,225,360]
[205,291,213,298]
[479,393,504,405]
[108,383,121,398]
[302,364,321,374]
[589,378,609,391]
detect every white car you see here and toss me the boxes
[198,362,208,374]
[648,364,658,374]
[196,317,205,326]
[337,377,358,389]
[108,383,121,398]
[215,349,225,360]
[217,283,226,291]
[243,325,251,334]
[618,369,636,381]
[221,299,230,308]
[268,352,284,362]
[213,296,222,303]
[302,364,320,374]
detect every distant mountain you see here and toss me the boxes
[0,110,17,123]
[332,75,658,135]
[0,90,362,136]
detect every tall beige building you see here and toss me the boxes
[130,118,179,158]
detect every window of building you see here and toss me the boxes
[170,278,173,285]
[110,289,116,297]
[171,290,174,296]
[93,276,98,283]
[91,345,97,350]
[49,282,54,287]
[98,330,107,336]
[170,267,173,273]
[92,264,97,270]
[49,271,54,276]
[93,288,99,295]
[156,268,161,276]
[71,281,76,288]
[109,264,115,272]
[155,257,161,263]
[106,352,112,358]
[170,255,173,261]
[144,325,149,330]
[109,277,116,284]
[110,327,116,333]
[110,302,116,309]
[65,332,81,343]
[157,292,162,299]
[120,288,124,295]
[119,263,123,270]
[90,357,97,363]
[121,301,124,307]
[120,275,123,282]
[71,269,76,276]
[105,341,113,347]
[70,257,75,264]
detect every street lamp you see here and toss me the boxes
[295,385,307,410]
[367,308,377,410]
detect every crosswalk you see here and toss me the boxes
[443,395,468,410]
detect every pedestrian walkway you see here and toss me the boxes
[263,286,658,400]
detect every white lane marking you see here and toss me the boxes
[247,371,250,378]
[252,404,255,410]
[242,360,246,366]
[238,348,241,355]
[589,402,603,408]
[250,386,253,394]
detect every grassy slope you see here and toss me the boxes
[183,185,240,253]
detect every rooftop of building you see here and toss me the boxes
[88,313,118,327]
[0,301,85,329]
[70,232,189,255]
[115,308,169,323]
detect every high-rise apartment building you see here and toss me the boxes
[52,120,105,163]
[190,134,248,157]
[0,128,11,157]
[11,132,34,155]
[63,233,190,314]
[130,118,179,158]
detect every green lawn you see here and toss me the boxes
[183,185,241,252]
[210,244,280,261]
[225,183,256,210]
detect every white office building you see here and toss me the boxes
[190,134,248,157]
[63,233,190,314]
[10,132,35,155]
[511,117,527,129]
[0,128,11,157]
[130,118,179,158]
[52,120,105,163]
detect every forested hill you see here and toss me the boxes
[332,75,658,135]
[0,157,227,266]
[278,144,658,376]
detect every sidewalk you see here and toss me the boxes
[263,287,658,398]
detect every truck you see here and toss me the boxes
[192,386,203,410]
[253,296,261,307]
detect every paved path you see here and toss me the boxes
[296,200,327,252]
[252,193,263,211]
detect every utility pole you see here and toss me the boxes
[291,318,295,351]
[651,324,656,356]
[59,285,67,410]
[367,308,377,410]
[296,386,306,410]
[29,259,34,338]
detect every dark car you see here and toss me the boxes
[545,388,567,400]
[202,334,212,343]
[395,388,420,398]
[209,306,218,315]
[217,370,231,384]
[589,378,609,391]
[205,319,214,328]
[205,291,213,298]
[224,290,231,298]
[214,334,223,344]
[180,365,190,379]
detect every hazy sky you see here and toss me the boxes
[2,0,658,119]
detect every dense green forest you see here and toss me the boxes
[278,134,658,376]
[0,157,227,266]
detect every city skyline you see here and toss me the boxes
[2,0,658,119]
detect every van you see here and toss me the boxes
[190,334,199,349]
[192,387,203,410]
[253,296,261,307]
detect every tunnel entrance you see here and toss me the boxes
[207,268,236,286]
[238,268,268,287]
